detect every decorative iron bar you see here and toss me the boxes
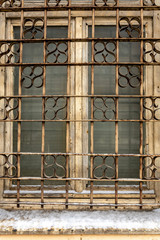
[0,0,160,210]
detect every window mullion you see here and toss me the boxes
[70,16,88,193]
[75,16,84,193]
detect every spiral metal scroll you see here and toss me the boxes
[22,66,44,89]
[143,97,160,120]
[94,0,117,6]
[47,0,68,6]
[93,156,116,179]
[0,42,20,64]
[0,97,19,120]
[143,0,157,6]
[118,65,141,89]
[119,17,141,38]
[93,97,116,120]
[45,97,67,120]
[143,156,160,179]
[44,155,66,178]
[94,41,116,63]
[0,0,21,7]
[144,41,160,63]
[46,41,68,63]
[23,18,44,39]
[0,154,17,178]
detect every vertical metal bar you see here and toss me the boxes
[17,0,24,208]
[139,0,144,209]
[115,0,119,208]
[41,0,47,208]
[90,0,95,210]
[66,0,71,209]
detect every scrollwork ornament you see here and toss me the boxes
[119,17,141,38]
[0,0,21,8]
[45,97,67,120]
[0,154,17,178]
[22,66,44,89]
[143,156,160,179]
[144,41,160,63]
[23,18,44,39]
[46,41,68,63]
[94,0,117,6]
[47,0,68,7]
[0,42,20,64]
[143,97,160,120]
[118,65,141,89]
[0,97,19,120]
[93,97,116,120]
[94,41,116,63]
[44,155,66,178]
[143,0,156,6]
[93,156,116,179]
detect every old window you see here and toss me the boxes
[0,0,160,210]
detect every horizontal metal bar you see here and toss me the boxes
[0,119,159,122]
[0,201,159,207]
[1,95,160,98]
[0,0,159,210]
[0,38,160,43]
[0,6,160,12]
[0,62,159,66]
[1,152,160,157]
[0,177,160,182]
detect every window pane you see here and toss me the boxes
[89,26,140,183]
[13,26,67,185]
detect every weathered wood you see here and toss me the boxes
[3,192,156,199]
[153,11,160,200]
[144,18,154,190]
[70,17,88,192]
[0,12,5,200]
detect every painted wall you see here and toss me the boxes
[0,235,160,240]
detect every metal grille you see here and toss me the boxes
[0,0,160,210]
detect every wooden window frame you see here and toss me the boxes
[0,0,160,210]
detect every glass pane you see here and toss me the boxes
[13,26,67,185]
[89,25,140,183]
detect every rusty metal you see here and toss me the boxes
[94,41,117,63]
[0,0,160,210]
[139,0,144,209]
[16,0,24,208]
[119,17,141,38]
[0,38,160,42]
[44,155,66,178]
[65,0,71,209]
[118,65,141,88]
[115,0,119,208]
[41,0,47,209]
[93,156,116,179]
[90,0,95,210]
[23,18,44,39]
[46,41,68,63]
[21,66,44,89]
[1,95,160,122]
[0,42,20,64]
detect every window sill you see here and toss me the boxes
[0,209,160,235]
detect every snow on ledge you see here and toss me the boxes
[0,209,160,234]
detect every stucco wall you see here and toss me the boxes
[0,235,160,240]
